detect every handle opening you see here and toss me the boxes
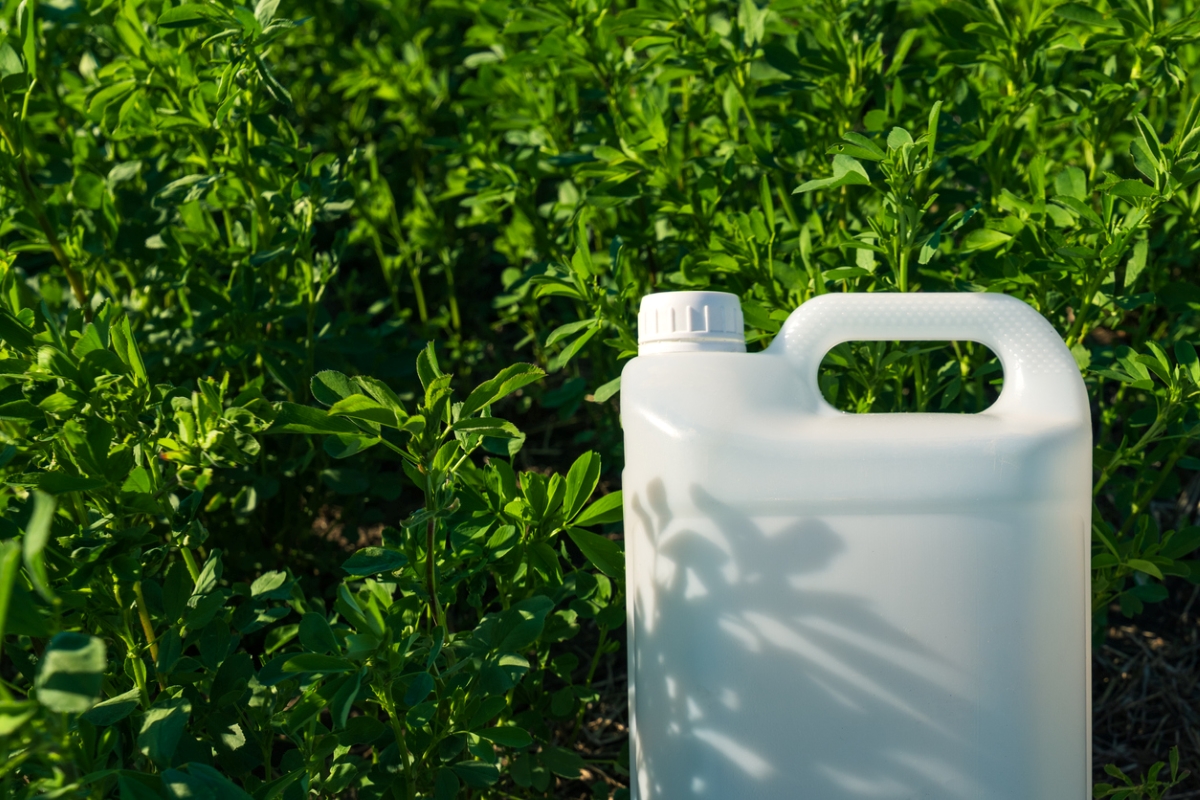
[818,340,1003,414]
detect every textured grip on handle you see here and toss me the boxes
[768,293,1089,419]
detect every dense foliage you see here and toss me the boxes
[0,0,1198,795]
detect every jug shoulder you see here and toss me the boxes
[620,353,1091,512]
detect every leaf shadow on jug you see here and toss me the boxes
[628,478,995,800]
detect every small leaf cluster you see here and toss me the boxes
[1096,746,1190,800]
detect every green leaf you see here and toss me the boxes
[353,376,406,416]
[566,528,624,578]
[927,100,942,159]
[490,596,553,652]
[1054,2,1116,26]
[460,363,545,418]
[115,316,147,383]
[299,612,341,654]
[548,323,601,372]
[157,3,236,28]
[252,770,305,800]
[839,131,885,159]
[825,143,885,162]
[1108,179,1155,198]
[82,688,141,726]
[795,154,871,193]
[1133,114,1164,167]
[452,417,521,438]
[250,570,288,597]
[0,541,20,646]
[1130,137,1159,182]
[282,654,354,674]
[572,491,623,527]
[592,376,621,403]
[823,267,871,282]
[192,549,223,596]
[254,0,279,27]
[416,341,444,391]
[452,761,499,788]
[23,491,55,602]
[6,584,51,638]
[1129,582,1168,603]
[0,309,35,352]
[268,403,361,435]
[563,450,601,522]
[759,174,775,233]
[18,0,34,78]
[330,668,362,729]
[167,765,254,800]
[540,746,585,778]
[404,671,435,706]
[545,319,596,348]
[121,466,153,494]
[1054,167,1088,201]
[342,547,408,577]
[435,769,461,800]
[962,228,1013,251]
[406,700,437,727]
[838,156,875,186]
[323,434,380,459]
[139,697,192,767]
[0,699,36,735]
[311,370,357,406]
[474,726,532,748]
[1161,527,1200,560]
[887,127,914,150]
[1127,559,1164,580]
[1176,342,1200,386]
[0,399,41,420]
[35,632,106,713]
[328,394,399,426]
[1126,239,1150,288]
[0,43,20,80]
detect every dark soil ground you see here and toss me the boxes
[1094,578,1200,795]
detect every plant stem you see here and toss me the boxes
[113,583,151,709]
[410,262,428,323]
[132,581,159,662]
[1116,442,1188,538]
[1093,406,1176,498]
[379,682,415,800]
[180,548,201,584]
[0,114,89,316]
[569,622,610,744]
[425,517,442,628]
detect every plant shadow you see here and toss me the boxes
[626,478,1033,799]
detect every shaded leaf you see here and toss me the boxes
[566,528,624,578]
[138,697,192,767]
[35,632,106,713]
[342,547,408,577]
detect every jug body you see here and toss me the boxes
[621,292,1091,800]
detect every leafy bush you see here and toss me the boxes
[0,0,1199,796]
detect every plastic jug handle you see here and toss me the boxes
[767,293,1089,420]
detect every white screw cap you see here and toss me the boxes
[637,291,746,354]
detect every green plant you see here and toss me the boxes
[1096,747,1191,800]
[0,290,627,797]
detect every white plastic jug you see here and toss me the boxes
[621,291,1091,800]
